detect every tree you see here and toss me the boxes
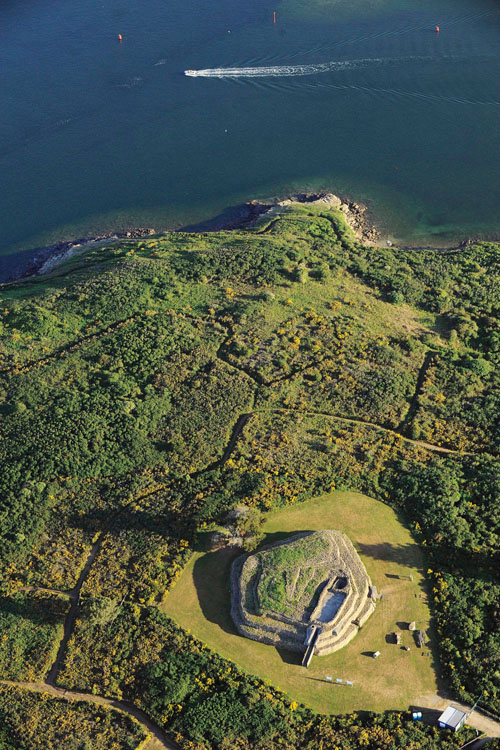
[462,357,492,377]
[316,262,330,281]
[235,507,265,551]
[294,267,309,284]
[87,597,122,628]
[388,290,404,304]
[223,506,265,551]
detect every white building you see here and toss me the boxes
[437,706,467,732]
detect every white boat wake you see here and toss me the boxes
[184,56,436,78]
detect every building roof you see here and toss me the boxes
[438,706,467,729]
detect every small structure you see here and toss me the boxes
[372,650,381,658]
[408,621,416,631]
[368,585,378,601]
[416,630,426,647]
[302,625,321,668]
[394,632,401,645]
[437,706,467,732]
[304,624,318,646]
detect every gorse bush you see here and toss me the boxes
[0,685,146,750]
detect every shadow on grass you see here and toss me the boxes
[257,529,315,550]
[304,677,359,691]
[0,593,68,627]
[194,531,216,553]
[357,541,423,570]
[276,647,302,666]
[192,547,241,636]
[192,531,314,644]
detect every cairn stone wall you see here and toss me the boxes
[230,529,375,656]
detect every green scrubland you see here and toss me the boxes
[0,201,498,747]
[0,684,147,749]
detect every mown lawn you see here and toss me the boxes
[161,490,438,714]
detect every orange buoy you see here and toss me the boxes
[435,25,439,33]
[118,33,123,42]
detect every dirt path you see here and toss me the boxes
[0,680,179,750]
[42,482,172,680]
[45,536,104,685]
[416,692,500,739]
[255,406,468,455]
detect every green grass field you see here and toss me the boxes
[161,490,438,714]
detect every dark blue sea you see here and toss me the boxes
[1,0,499,275]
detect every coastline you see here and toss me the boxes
[256,192,381,245]
[0,203,273,284]
[0,193,486,285]
[0,228,158,285]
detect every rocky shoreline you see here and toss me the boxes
[0,227,158,284]
[177,191,380,244]
[0,192,482,284]
[255,192,381,244]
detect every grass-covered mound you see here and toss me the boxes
[1,199,499,742]
[232,528,374,655]
[255,532,330,617]
[163,490,436,715]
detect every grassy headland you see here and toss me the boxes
[0,198,498,746]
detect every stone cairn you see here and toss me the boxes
[231,529,375,657]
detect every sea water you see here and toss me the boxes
[0,0,499,274]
